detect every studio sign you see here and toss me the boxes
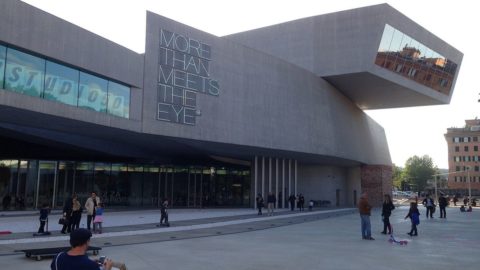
[157,29,220,125]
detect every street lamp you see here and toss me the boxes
[467,166,472,206]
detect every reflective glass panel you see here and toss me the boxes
[44,61,79,106]
[5,48,45,97]
[107,81,130,118]
[375,24,457,95]
[0,45,5,89]
[78,72,108,112]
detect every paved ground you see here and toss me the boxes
[0,206,478,269]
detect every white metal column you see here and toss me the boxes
[262,157,265,197]
[295,160,298,196]
[288,159,292,199]
[269,157,272,192]
[275,158,278,208]
[282,159,285,208]
[254,156,258,209]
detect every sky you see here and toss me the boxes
[20,0,480,169]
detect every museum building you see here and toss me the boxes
[0,0,462,210]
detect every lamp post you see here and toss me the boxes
[468,166,472,206]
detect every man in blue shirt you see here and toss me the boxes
[51,228,112,270]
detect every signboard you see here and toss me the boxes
[157,29,219,125]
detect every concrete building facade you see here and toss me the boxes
[0,0,462,210]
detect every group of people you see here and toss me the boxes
[255,193,307,216]
[38,191,104,235]
[358,192,454,240]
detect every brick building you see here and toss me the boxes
[445,119,480,194]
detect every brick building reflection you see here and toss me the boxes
[375,45,457,95]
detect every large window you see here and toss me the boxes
[0,45,5,88]
[78,72,108,113]
[375,24,458,95]
[108,81,130,118]
[5,48,45,97]
[44,61,79,106]
[0,45,130,118]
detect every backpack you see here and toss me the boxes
[411,212,420,225]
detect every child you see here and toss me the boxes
[405,202,420,236]
[308,200,314,211]
[37,203,50,233]
[93,203,104,234]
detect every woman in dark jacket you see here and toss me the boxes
[60,196,73,234]
[381,194,395,234]
[405,202,420,236]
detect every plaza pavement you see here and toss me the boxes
[0,205,478,269]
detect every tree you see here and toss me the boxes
[403,155,438,192]
[392,164,403,189]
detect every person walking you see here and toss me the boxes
[288,194,296,211]
[61,196,73,234]
[50,228,113,270]
[38,203,50,233]
[298,194,305,211]
[267,192,276,216]
[422,194,435,219]
[438,194,448,218]
[84,192,100,231]
[358,192,374,240]
[159,198,170,227]
[381,194,395,234]
[70,194,82,231]
[405,202,420,236]
[256,193,264,215]
[93,203,104,234]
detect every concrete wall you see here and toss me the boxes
[226,4,463,108]
[0,0,391,168]
[297,164,348,206]
[142,12,391,166]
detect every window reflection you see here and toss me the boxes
[0,45,130,118]
[375,24,457,95]
[108,81,130,118]
[78,72,108,113]
[5,48,45,97]
[45,61,79,106]
[0,45,5,89]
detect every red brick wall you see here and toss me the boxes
[361,165,393,206]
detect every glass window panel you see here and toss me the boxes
[388,29,404,52]
[399,34,412,55]
[417,43,427,59]
[377,24,395,52]
[44,61,79,106]
[78,72,108,112]
[107,81,130,118]
[5,48,45,97]
[0,45,5,89]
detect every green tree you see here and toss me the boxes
[403,155,438,191]
[392,164,403,189]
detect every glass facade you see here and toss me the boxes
[375,24,458,95]
[0,45,5,89]
[0,159,251,210]
[5,48,45,97]
[0,45,130,118]
[108,81,130,118]
[78,72,108,112]
[44,61,79,106]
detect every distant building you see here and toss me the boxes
[445,119,480,194]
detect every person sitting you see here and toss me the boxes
[467,206,473,212]
[50,228,113,270]
[460,205,466,212]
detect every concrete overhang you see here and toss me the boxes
[225,3,463,110]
